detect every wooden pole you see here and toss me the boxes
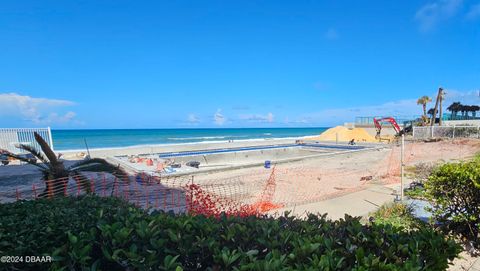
[400,134,405,201]
[439,89,444,126]
[430,87,443,126]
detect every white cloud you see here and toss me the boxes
[302,99,420,125]
[187,114,200,124]
[415,0,463,31]
[283,117,309,124]
[266,112,274,123]
[466,3,480,20]
[239,112,275,123]
[44,111,77,124]
[443,89,480,104]
[325,28,339,40]
[213,109,226,125]
[300,89,479,126]
[0,93,78,125]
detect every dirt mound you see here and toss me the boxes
[308,126,377,143]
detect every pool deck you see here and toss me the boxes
[155,143,367,158]
[110,142,385,177]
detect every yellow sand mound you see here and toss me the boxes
[309,126,377,143]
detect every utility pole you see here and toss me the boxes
[439,89,444,126]
[430,87,443,126]
[400,134,405,201]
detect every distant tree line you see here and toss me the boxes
[418,92,479,125]
[445,102,480,119]
[427,102,480,119]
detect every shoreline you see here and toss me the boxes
[57,135,320,156]
[59,136,324,159]
[50,128,327,152]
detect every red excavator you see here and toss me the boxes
[373,117,408,139]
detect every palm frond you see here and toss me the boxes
[68,158,103,170]
[68,158,128,180]
[15,144,50,165]
[4,152,49,171]
[34,132,59,166]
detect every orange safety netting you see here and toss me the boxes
[184,167,283,217]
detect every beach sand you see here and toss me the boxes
[1,138,479,215]
[187,138,480,208]
[59,138,299,159]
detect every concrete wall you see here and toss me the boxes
[162,147,323,166]
[443,119,480,126]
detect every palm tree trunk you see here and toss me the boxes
[439,95,443,126]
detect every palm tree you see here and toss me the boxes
[464,105,473,118]
[6,132,127,197]
[460,104,467,117]
[417,96,432,117]
[427,108,435,119]
[447,102,462,119]
[472,105,480,118]
[439,90,445,125]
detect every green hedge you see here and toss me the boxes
[0,196,460,270]
[425,159,480,247]
[369,203,422,231]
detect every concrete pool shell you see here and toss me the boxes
[112,143,381,176]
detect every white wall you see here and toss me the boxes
[443,120,480,126]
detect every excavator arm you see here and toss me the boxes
[373,117,402,138]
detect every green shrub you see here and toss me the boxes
[425,160,480,247]
[406,162,437,183]
[369,202,422,230]
[0,196,460,270]
[405,186,427,200]
[474,152,480,164]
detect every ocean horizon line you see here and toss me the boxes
[55,135,321,153]
[49,127,330,131]
[49,127,328,151]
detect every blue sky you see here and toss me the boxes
[0,0,479,128]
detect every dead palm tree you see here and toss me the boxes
[6,132,128,197]
[417,96,432,117]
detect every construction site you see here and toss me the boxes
[1,124,479,218]
[1,88,479,217]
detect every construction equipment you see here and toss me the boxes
[374,117,410,139]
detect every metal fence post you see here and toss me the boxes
[48,127,54,151]
[452,125,456,139]
[430,126,434,138]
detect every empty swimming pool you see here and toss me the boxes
[157,143,365,158]
[112,143,370,176]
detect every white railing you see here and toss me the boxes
[0,127,54,154]
[413,126,480,140]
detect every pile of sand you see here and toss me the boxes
[308,126,377,143]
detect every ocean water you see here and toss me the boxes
[51,128,328,151]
